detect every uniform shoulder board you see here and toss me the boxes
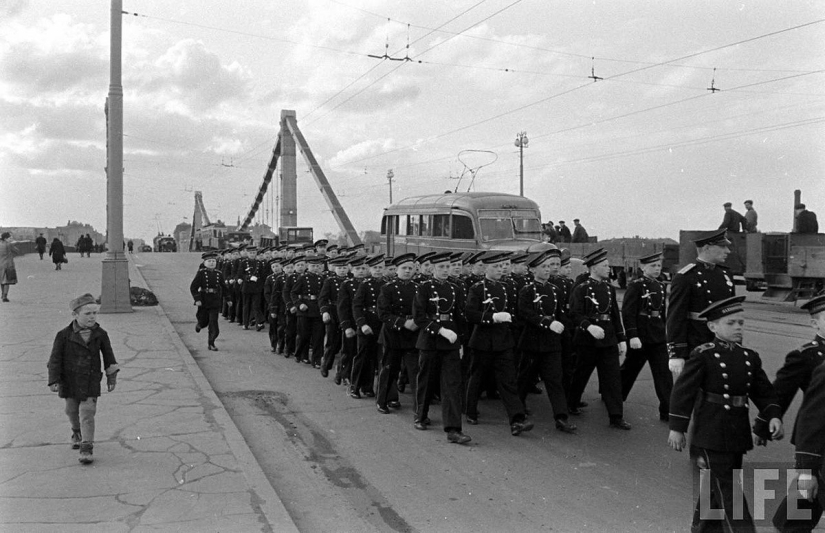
[677,263,696,275]
[695,342,716,353]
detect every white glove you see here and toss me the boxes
[629,337,642,350]
[669,358,685,376]
[493,312,512,323]
[361,324,373,335]
[438,328,458,344]
[587,325,605,339]
[550,320,564,334]
[322,312,331,323]
[618,341,627,358]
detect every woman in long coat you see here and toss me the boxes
[49,238,66,270]
[0,232,19,302]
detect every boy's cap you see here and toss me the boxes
[326,244,338,252]
[366,254,385,267]
[416,251,436,264]
[528,249,561,268]
[467,251,485,265]
[348,256,367,267]
[392,253,417,267]
[509,252,529,265]
[698,295,746,322]
[801,294,825,316]
[328,256,350,267]
[201,251,218,260]
[559,248,571,266]
[314,239,328,247]
[480,251,512,264]
[70,293,97,312]
[428,252,453,265]
[449,251,464,263]
[639,252,663,264]
[583,248,608,267]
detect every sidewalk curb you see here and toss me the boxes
[129,257,299,533]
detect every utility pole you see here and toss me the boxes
[514,132,529,197]
[100,0,131,313]
[387,169,394,204]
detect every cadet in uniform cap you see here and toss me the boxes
[291,250,326,366]
[465,248,533,436]
[668,296,782,532]
[619,251,672,422]
[351,243,367,256]
[350,253,386,398]
[759,293,825,531]
[667,229,735,377]
[190,251,226,350]
[375,252,419,414]
[413,248,471,443]
[567,247,631,429]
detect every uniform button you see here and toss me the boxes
[724,384,730,390]
[715,353,721,358]
[719,363,726,368]
[745,361,751,366]
[722,373,728,379]
[723,394,730,399]
[724,405,731,411]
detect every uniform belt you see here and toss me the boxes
[703,391,748,408]
[366,306,377,312]
[689,312,706,322]
[428,313,452,321]
[204,288,219,294]
[308,295,317,300]
[639,311,661,318]
[591,314,611,321]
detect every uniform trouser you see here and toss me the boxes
[518,349,569,419]
[772,473,824,533]
[321,321,341,371]
[222,295,230,318]
[233,289,243,322]
[242,292,264,327]
[465,348,525,424]
[65,397,97,444]
[268,312,279,349]
[352,333,378,393]
[620,343,673,416]
[196,306,220,345]
[561,330,577,397]
[567,344,623,419]
[337,333,357,381]
[689,446,755,533]
[296,316,325,364]
[377,348,410,407]
[417,349,462,431]
[275,311,287,352]
[284,311,297,356]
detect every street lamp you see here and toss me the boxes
[514,131,529,197]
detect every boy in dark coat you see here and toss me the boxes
[190,251,226,351]
[47,294,119,464]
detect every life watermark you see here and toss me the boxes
[693,462,821,529]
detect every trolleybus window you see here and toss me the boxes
[452,214,474,239]
[479,218,513,241]
[432,214,450,237]
[513,217,542,240]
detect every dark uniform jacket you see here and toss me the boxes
[353,277,386,335]
[319,275,347,323]
[549,275,574,328]
[378,278,419,350]
[291,271,323,317]
[666,261,735,359]
[189,267,225,310]
[269,272,286,314]
[448,275,470,342]
[237,257,265,294]
[518,280,563,353]
[754,335,825,444]
[794,362,825,471]
[465,278,514,352]
[282,271,301,312]
[337,277,363,333]
[569,277,626,348]
[47,322,119,401]
[669,339,780,453]
[621,275,666,345]
[414,277,464,351]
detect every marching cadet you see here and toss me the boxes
[319,257,349,378]
[273,259,294,355]
[464,252,486,290]
[516,249,577,433]
[351,255,386,398]
[383,256,397,280]
[326,244,339,258]
[231,244,248,325]
[667,229,736,376]
[550,249,577,400]
[620,252,673,422]
[291,255,326,367]
[314,239,328,256]
[239,246,266,331]
[566,248,630,429]
[225,248,241,323]
[264,259,284,353]
[668,296,783,532]
[336,256,368,386]
[412,252,471,444]
[413,252,435,283]
[376,253,419,414]
[785,359,825,532]
[281,255,306,358]
[219,250,232,320]
[762,293,825,532]
[465,251,534,436]
[189,251,226,351]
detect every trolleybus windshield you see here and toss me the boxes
[478,209,542,242]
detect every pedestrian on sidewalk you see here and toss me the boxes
[47,293,120,464]
[49,237,66,270]
[35,233,47,259]
[0,232,20,302]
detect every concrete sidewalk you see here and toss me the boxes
[0,253,298,533]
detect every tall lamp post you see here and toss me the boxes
[387,169,394,204]
[514,131,529,197]
[101,0,131,313]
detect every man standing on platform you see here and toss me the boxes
[667,229,736,376]
[620,252,672,421]
[557,221,572,243]
[718,202,745,232]
[743,200,758,232]
[567,248,631,430]
[571,219,589,243]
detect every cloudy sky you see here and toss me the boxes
[1,0,823,242]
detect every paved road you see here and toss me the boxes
[137,252,816,533]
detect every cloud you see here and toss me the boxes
[1,0,29,19]
[136,39,252,113]
[328,138,396,168]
